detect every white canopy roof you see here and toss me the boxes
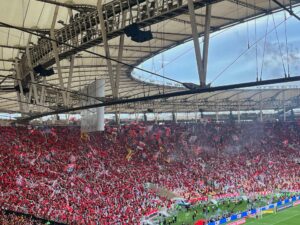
[0,0,299,116]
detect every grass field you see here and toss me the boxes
[174,200,260,225]
[172,200,300,225]
[245,204,300,225]
[174,201,270,225]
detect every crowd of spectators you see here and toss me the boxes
[0,210,49,225]
[0,121,299,224]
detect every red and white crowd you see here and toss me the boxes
[0,121,299,224]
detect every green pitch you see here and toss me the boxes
[245,205,300,225]
[174,200,255,225]
[172,201,300,225]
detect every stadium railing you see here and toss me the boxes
[207,195,300,225]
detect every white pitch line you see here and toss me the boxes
[271,212,300,225]
[245,207,300,225]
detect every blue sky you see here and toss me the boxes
[134,8,300,87]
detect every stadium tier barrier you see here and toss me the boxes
[147,191,284,219]
[0,208,66,225]
[226,218,246,225]
[206,195,300,225]
[147,192,300,224]
[190,191,284,204]
[293,200,300,206]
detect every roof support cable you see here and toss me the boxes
[254,1,259,82]
[160,22,164,85]
[255,18,259,82]
[271,13,287,77]
[0,21,183,85]
[260,15,270,81]
[0,95,53,111]
[210,7,298,85]
[0,74,105,103]
[284,11,290,77]
[18,75,300,122]
[272,0,300,21]
[246,0,250,49]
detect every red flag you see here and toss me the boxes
[69,155,76,163]
[16,175,26,186]
[66,205,73,213]
[193,146,202,155]
[139,141,146,148]
[153,151,160,160]
[165,127,171,137]
[64,164,76,173]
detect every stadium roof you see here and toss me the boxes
[0,0,299,117]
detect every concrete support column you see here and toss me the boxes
[96,80,105,131]
[259,92,263,122]
[188,1,211,86]
[283,91,286,122]
[188,0,205,86]
[238,94,241,123]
